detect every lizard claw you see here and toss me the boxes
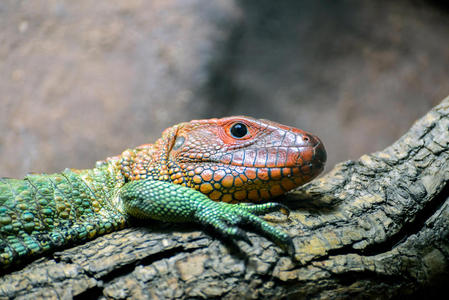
[283,238,296,258]
[232,228,253,246]
[195,200,294,256]
[277,203,290,217]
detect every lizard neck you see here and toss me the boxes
[116,125,178,182]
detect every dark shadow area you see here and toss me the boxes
[422,0,449,12]
[204,0,449,172]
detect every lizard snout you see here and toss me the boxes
[291,133,326,176]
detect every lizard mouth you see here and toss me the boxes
[215,131,326,172]
[312,139,327,166]
[222,144,326,173]
[226,141,326,190]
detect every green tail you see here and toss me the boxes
[0,166,126,267]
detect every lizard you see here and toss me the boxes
[0,116,326,268]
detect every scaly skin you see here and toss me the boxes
[0,116,326,267]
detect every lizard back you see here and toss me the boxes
[0,163,126,267]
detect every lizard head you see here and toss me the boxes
[120,116,326,203]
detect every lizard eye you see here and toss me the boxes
[230,123,248,138]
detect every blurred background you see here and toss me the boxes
[1,0,448,178]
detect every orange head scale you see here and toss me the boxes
[120,116,326,203]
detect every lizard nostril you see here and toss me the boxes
[302,136,310,142]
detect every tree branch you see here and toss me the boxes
[1,96,448,299]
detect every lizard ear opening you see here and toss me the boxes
[164,124,183,159]
[172,136,185,150]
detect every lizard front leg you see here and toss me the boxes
[120,180,294,255]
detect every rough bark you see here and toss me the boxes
[1,96,448,299]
